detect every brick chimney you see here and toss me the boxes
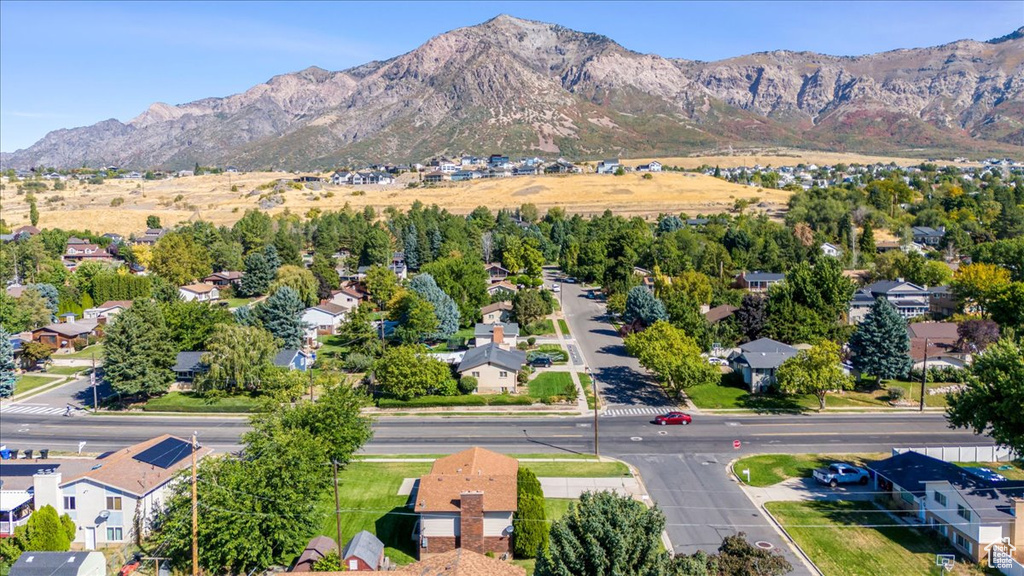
[492,325,504,347]
[460,491,485,554]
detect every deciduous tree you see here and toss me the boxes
[197,324,277,393]
[951,263,1011,314]
[776,340,853,410]
[271,265,318,307]
[947,337,1024,454]
[372,345,456,400]
[150,232,212,286]
[388,290,438,344]
[624,321,719,397]
[364,265,398,309]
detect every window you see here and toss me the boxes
[106,526,124,541]
[499,371,508,378]
[471,371,480,378]
[934,492,947,506]
[957,505,971,521]
[105,496,122,511]
[348,560,358,570]
[954,533,972,553]
[63,496,76,510]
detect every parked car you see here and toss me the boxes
[813,463,870,487]
[653,411,692,425]
[706,357,727,366]
[529,356,553,368]
[564,277,577,283]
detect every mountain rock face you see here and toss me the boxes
[3,16,1022,170]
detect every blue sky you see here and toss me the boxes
[2,1,1022,152]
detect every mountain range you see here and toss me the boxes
[3,16,1023,170]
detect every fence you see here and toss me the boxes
[892,445,1019,463]
[996,557,1024,576]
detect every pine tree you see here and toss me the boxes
[623,286,668,327]
[240,247,278,297]
[859,221,876,255]
[513,467,548,558]
[409,273,459,339]
[103,300,176,398]
[258,286,307,349]
[28,283,59,320]
[23,505,72,551]
[0,327,16,398]
[849,297,913,380]
[404,224,420,271]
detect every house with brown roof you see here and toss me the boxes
[415,448,518,559]
[480,301,512,325]
[202,271,244,287]
[32,319,100,349]
[908,322,969,370]
[325,286,364,310]
[178,283,220,302]
[4,435,212,550]
[302,303,348,334]
[83,300,132,320]
[393,549,525,575]
[486,281,518,298]
[703,304,738,325]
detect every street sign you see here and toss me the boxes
[733,440,741,449]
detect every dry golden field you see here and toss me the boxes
[1,170,788,235]
[624,149,978,170]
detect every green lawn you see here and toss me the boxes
[528,372,574,398]
[579,373,599,410]
[529,344,568,364]
[14,375,61,395]
[522,319,555,336]
[141,391,268,413]
[224,297,256,308]
[557,319,570,337]
[523,461,630,478]
[44,366,86,376]
[60,344,104,359]
[377,394,537,409]
[733,453,886,487]
[766,501,988,576]
[685,376,952,412]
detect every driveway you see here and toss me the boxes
[741,477,877,505]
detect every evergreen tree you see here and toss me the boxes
[536,491,668,576]
[513,467,548,558]
[147,215,162,229]
[409,273,459,339]
[713,165,722,178]
[0,327,15,398]
[103,300,176,398]
[258,286,307,349]
[849,298,912,380]
[240,246,279,297]
[858,221,876,255]
[623,286,668,327]
[22,505,73,551]
[429,227,443,259]
[404,224,420,270]
[234,305,261,328]
[28,283,58,320]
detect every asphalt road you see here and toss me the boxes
[553,271,672,410]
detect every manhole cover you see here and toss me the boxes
[725,421,740,426]
[630,436,643,442]
[577,423,590,427]
[658,431,668,436]
[755,541,774,550]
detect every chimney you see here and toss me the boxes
[460,491,485,554]
[33,471,63,514]
[492,325,504,347]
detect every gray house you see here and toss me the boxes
[457,343,527,394]
[729,338,799,393]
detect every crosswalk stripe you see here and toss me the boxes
[0,405,70,416]
[601,406,674,417]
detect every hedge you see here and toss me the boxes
[377,394,537,409]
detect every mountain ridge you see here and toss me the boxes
[3,15,1022,170]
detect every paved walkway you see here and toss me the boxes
[549,313,588,415]
[740,477,876,505]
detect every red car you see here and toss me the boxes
[654,412,692,425]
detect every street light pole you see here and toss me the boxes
[919,337,928,412]
[91,353,98,414]
[591,368,599,458]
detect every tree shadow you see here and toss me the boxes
[594,364,671,407]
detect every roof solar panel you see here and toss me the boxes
[132,437,192,469]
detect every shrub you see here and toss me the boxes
[527,336,537,347]
[487,395,533,406]
[886,385,906,402]
[513,467,548,558]
[110,197,125,207]
[344,352,373,373]
[642,173,653,180]
[458,376,478,395]
[517,371,529,385]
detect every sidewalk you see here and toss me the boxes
[550,311,589,415]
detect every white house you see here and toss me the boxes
[178,283,220,302]
[635,161,662,172]
[326,287,363,311]
[302,303,347,334]
[821,243,843,258]
[4,436,212,550]
[82,300,132,320]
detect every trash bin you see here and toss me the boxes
[0,446,9,460]
[40,449,49,459]
[24,449,33,460]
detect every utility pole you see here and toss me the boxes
[332,460,343,560]
[91,353,98,414]
[309,368,314,402]
[191,433,199,576]
[919,338,928,412]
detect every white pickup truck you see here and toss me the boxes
[813,463,871,487]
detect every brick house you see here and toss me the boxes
[415,448,518,559]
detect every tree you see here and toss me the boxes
[10,288,53,331]
[29,196,39,227]
[858,222,876,256]
[0,327,15,398]
[403,224,420,271]
[776,340,853,410]
[956,319,1000,354]
[623,286,669,327]
[19,340,53,370]
[146,215,162,229]
[310,253,340,297]
[163,300,235,351]
[20,505,74,551]
[360,226,393,266]
[198,324,277,393]
[736,294,768,342]
[364,265,398,309]
[672,270,713,305]
[232,209,273,254]
[514,496,548,559]
[951,263,1011,314]
[151,232,212,286]
[714,533,792,576]
[103,300,176,398]
[989,282,1024,331]
[27,283,58,320]
[372,345,456,400]
[388,290,438,344]
[513,289,550,327]
[240,245,280,297]
[258,286,307,349]
[267,377,372,464]
[848,298,912,381]
[662,288,710,350]
[535,491,668,576]
[947,337,1024,454]
[624,321,719,397]
[421,256,489,326]
[271,265,318,307]
[409,273,460,339]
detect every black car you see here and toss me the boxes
[529,356,553,368]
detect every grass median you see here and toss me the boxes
[686,376,953,412]
[14,375,62,396]
[141,391,267,413]
[733,453,886,487]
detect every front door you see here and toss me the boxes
[85,527,95,550]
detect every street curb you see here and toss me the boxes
[5,373,79,403]
[700,407,946,414]
[726,458,824,576]
[609,456,674,556]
